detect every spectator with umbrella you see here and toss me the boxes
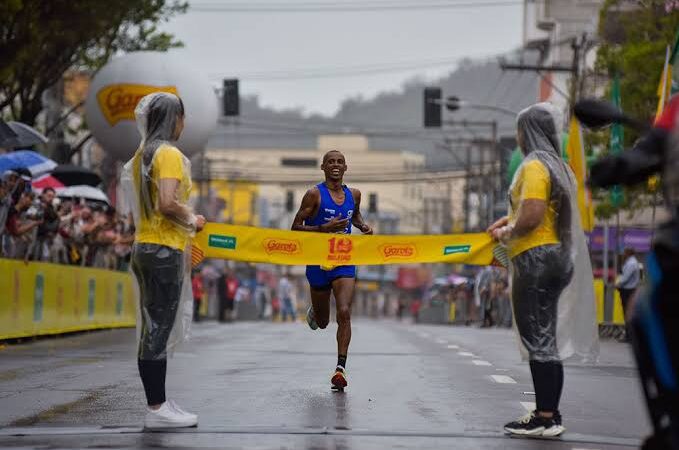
[0,150,56,177]
[50,164,102,187]
[29,187,60,262]
[4,191,41,259]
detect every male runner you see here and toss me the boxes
[291,150,372,390]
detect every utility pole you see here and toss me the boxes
[446,180,453,233]
[464,145,471,232]
[489,121,498,222]
[499,33,590,111]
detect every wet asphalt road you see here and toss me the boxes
[0,319,648,449]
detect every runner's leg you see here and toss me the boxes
[310,288,331,329]
[332,277,355,363]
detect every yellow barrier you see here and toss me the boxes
[593,278,625,325]
[0,259,136,340]
[192,223,497,267]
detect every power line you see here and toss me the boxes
[211,120,516,140]
[190,1,522,13]
[209,56,466,81]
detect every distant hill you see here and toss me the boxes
[208,52,539,169]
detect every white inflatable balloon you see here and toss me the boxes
[85,51,218,161]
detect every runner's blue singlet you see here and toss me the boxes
[304,183,356,290]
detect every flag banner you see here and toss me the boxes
[610,75,624,207]
[656,44,673,121]
[191,223,498,268]
[566,118,595,232]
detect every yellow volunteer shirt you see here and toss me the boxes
[508,159,559,259]
[135,144,192,251]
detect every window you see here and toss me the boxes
[281,158,318,167]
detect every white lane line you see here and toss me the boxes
[495,368,510,372]
[435,339,447,344]
[472,360,492,366]
[520,401,536,412]
[446,344,459,349]
[419,333,430,338]
[572,448,601,450]
[458,352,475,357]
[490,375,517,384]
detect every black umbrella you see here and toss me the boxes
[51,164,102,187]
[0,120,20,148]
[7,121,49,148]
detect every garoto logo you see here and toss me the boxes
[379,244,417,260]
[97,84,179,126]
[263,238,301,255]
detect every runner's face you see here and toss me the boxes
[322,152,347,182]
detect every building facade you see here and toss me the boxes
[202,134,465,235]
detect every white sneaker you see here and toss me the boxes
[167,400,198,423]
[144,401,198,429]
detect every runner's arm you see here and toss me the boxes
[291,188,323,232]
[350,189,373,234]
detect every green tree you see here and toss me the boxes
[597,0,679,141]
[592,0,679,219]
[0,0,187,126]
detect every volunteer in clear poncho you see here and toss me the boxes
[120,92,206,429]
[487,103,598,437]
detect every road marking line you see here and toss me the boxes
[520,401,536,411]
[490,375,517,384]
[447,344,459,349]
[472,360,492,366]
[420,333,430,338]
[458,352,475,357]
[495,368,510,372]
[435,339,447,344]
[572,448,601,450]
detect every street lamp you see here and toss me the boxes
[445,96,517,118]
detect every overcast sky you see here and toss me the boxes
[161,1,524,116]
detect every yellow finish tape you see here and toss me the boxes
[0,259,136,340]
[191,223,498,267]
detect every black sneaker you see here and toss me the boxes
[504,411,562,437]
[544,411,565,437]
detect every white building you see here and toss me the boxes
[204,134,465,234]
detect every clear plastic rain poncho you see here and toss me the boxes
[503,103,599,363]
[120,92,196,360]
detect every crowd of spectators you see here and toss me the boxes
[0,169,134,271]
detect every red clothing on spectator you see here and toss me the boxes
[225,277,238,300]
[192,275,204,302]
[5,211,20,236]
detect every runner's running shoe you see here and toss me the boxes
[331,366,348,390]
[306,306,319,330]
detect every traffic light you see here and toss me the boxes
[223,79,239,116]
[368,193,377,214]
[423,87,442,128]
[285,191,294,212]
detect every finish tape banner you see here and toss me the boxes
[191,223,499,267]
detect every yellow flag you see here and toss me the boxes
[565,118,594,232]
[649,45,673,191]
[656,45,673,122]
[191,223,498,268]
